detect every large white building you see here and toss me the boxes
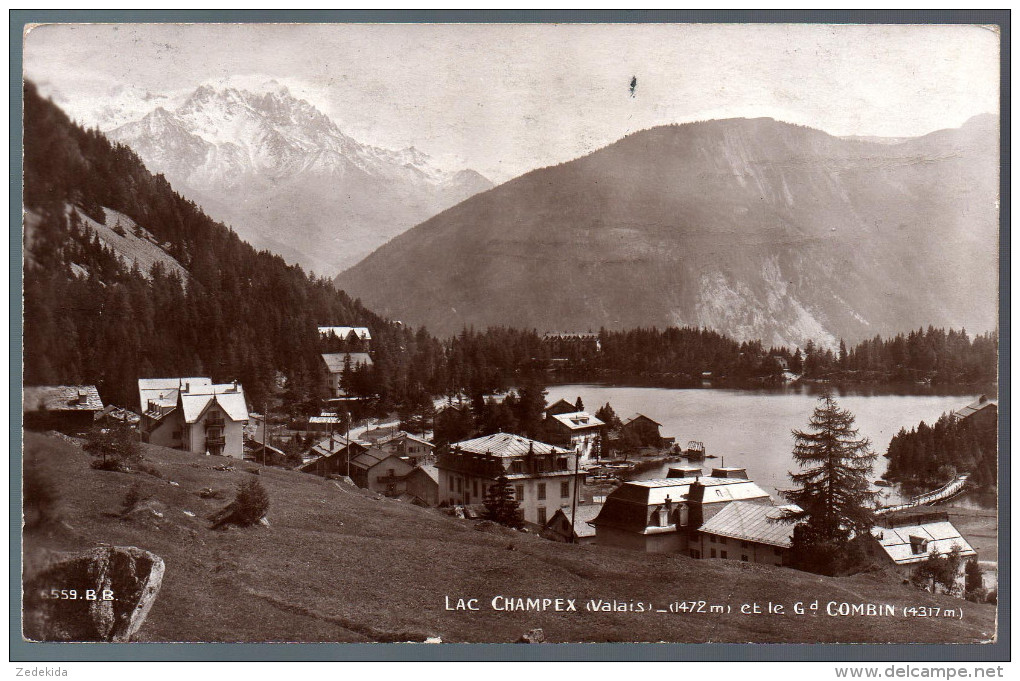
[437,432,578,526]
[139,378,249,458]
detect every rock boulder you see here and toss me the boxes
[23,546,164,642]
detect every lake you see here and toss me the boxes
[545,383,979,505]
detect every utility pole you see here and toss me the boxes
[346,410,351,479]
[569,445,581,544]
[262,401,267,467]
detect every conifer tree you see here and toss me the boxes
[483,474,523,528]
[782,392,878,574]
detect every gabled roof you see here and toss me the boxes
[377,431,434,449]
[955,395,997,420]
[408,465,440,484]
[24,385,103,412]
[177,383,249,423]
[138,377,211,412]
[870,521,977,565]
[698,502,800,548]
[550,504,602,538]
[450,432,571,458]
[350,448,404,470]
[550,411,605,431]
[545,398,578,413]
[308,433,365,459]
[321,352,374,373]
[623,413,662,427]
[318,326,372,340]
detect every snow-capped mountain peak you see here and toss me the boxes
[106,83,491,274]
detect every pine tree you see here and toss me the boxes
[482,474,523,528]
[782,392,878,574]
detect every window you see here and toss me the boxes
[560,481,570,498]
[537,483,546,500]
[511,461,524,474]
[557,457,568,469]
[515,485,524,502]
[457,478,462,493]
[709,535,715,543]
[537,507,547,524]
[741,555,749,562]
[710,549,716,558]
[387,468,395,477]
[720,551,728,559]
[719,537,727,545]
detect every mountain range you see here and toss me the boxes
[107,84,491,274]
[335,115,999,346]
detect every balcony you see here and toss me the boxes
[206,435,226,447]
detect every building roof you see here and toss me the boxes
[450,432,571,458]
[376,431,434,449]
[24,385,103,412]
[543,332,599,340]
[550,411,605,431]
[623,413,662,427]
[321,352,374,373]
[138,377,212,412]
[955,395,997,420]
[318,326,372,341]
[545,399,578,413]
[350,448,404,470]
[176,382,249,423]
[95,405,141,424]
[870,521,977,565]
[591,477,774,533]
[307,433,363,459]
[309,414,344,425]
[409,464,440,484]
[698,502,800,548]
[610,477,771,506]
[554,504,602,538]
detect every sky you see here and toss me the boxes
[23,23,1000,182]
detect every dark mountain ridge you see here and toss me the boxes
[336,115,999,345]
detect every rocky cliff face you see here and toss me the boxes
[109,84,491,274]
[335,116,998,346]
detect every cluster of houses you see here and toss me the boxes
[22,360,986,588]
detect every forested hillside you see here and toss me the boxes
[22,81,442,410]
[22,82,998,417]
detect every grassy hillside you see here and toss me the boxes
[22,432,996,644]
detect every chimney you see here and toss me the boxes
[77,389,89,406]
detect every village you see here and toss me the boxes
[21,324,997,600]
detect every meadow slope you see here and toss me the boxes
[22,433,997,644]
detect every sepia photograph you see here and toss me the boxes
[14,13,1005,659]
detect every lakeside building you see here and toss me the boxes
[321,352,374,398]
[543,332,601,359]
[954,395,997,430]
[138,378,249,458]
[695,501,798,566]
[621,413,663,448]
[590,468,777,555]
[544,410,604,461]
[23,385,104,434]
[437,432,577,526]
[866,509,977,578]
